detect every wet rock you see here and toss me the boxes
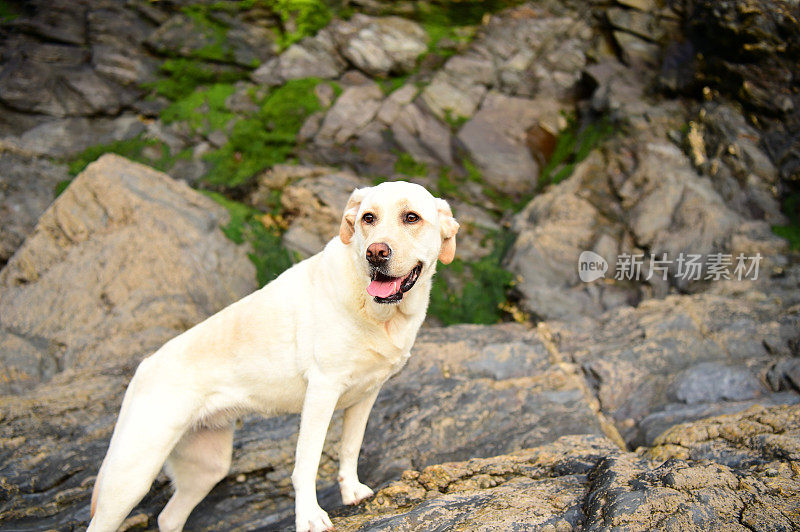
[0,152,68,265]
[0,154,255,394]
[330,15,428,77]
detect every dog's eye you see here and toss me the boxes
[404,212,420,224]
[362,212,375,224]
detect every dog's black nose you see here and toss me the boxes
[366,242,391,265]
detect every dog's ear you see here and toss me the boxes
[436,198,459,264]
[339,187,369,244]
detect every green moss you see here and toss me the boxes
[394,152,428,177]
[181,5,235,62]
[378,75,411,95]
[204,78,328,187]
[203,191,295,286]
[66,136,177,176]
[772,192,800,251]
[269,0,332,48]
[162,83,237,134]
[54,179,72,198]
[539,114,614,189]
[0,0,21,23]
[428,230,515,325]
[145,58,247,101]
[443,110,469,131]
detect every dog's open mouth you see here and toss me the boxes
[367,263,422,303]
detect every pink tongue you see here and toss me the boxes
[367,277,402,298]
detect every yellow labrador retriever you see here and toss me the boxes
[88,182,459,532]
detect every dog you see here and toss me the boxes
[87,181,459,532]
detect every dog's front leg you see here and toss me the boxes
[338,388,379,505]
[292,372,340,532]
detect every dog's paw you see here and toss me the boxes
[340,479,375,505]
[295,505,333,532]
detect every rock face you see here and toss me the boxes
[0,154,255,394]
[0,150,67,266]
[550,265,800,448]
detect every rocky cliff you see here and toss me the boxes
[1,0,799,530]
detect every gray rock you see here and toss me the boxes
[145,13,276,67]
[458,92,563,196]
[390,103,453,166]
[252,29,345,86]
[0,154,255,394]
[330,15,428,77]
[2,113,146,158]
[315,82,384,146]
[376,84,418,125]
[553,278,800,447]
[0,152,68,265]
[638,392,800,447]
[505,149,639,321]
[670,362,765,404]
[478,14,590,99]
[0,60,126,117]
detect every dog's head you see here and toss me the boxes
[339,182,459,304]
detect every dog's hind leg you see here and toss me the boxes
[88,365,197,532]
[157,423,234,532]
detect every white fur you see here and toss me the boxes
[88,182,459,532]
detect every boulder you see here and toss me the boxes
[330,15,428,77]
[458,92,564,196]
[0,154,256,394]
[145,13,276,67]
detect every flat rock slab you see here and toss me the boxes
[0,154,255,394]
